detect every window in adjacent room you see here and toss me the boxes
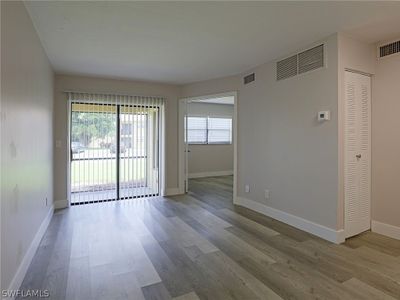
[186,116,232,144]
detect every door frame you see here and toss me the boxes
[178,91,238,203]
[342,69,372,239]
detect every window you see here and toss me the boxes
[208,117,232,144]
[121,123,132,135]
[187,116,232,144]
[187,117,207,144]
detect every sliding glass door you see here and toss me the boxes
[70,102,160,205]
[118,105,160,199]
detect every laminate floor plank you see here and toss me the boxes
[172,291,200,300]
[65,256,91,300]
[142,282,172,300]
[158,239,238,300]
[232,206,314,242]
[17,176,400,300]
[299,239,400,298]
[345,231,400,256]
[343,278,397,300]
[139,238,193,298]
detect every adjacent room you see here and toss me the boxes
[2,1,400,299]
[182,95,235,200]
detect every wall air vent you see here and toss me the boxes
[379,40,400,58]
[298,44,324,74]
[277,55,298,80]
[244,73,255,85]
[277,44,324,81]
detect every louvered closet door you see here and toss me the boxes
[344,71,371,238]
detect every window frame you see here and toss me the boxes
[186,115,232,145]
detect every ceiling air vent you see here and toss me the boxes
[379,40,400,58]
[298,44,324,74]
[277,55,298,80]
[244,73,255,85]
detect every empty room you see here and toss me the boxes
[2,1,400,299]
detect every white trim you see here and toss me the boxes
[67,98,71,206]
[233,92,238,204]
[54,199,69,209]
[6,206,54,299]
[344,68,373,77]
[178,98,187,193]
[236,197,345,244]
[159,102,166,197]
[371,220,400,240]
[165,188,184,196]
[188,170,233,179]
[178,91,238,203]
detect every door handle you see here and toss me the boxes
[356,154,361,159]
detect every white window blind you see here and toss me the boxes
[187,116,232,144]
[187,117,207,144]
[208,117,232,144]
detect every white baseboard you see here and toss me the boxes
[54,199,68,209]
[188,170,233,179]
[165,188,184,196]
[6,205,54,299]
[371,220,400,240]
[236,197,345,244]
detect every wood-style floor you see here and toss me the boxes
[19,176,400,299]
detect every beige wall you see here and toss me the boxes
[1,1,54,290]
[239,35,339,229]
[183,35,340,230]
[187,102,234,175]
[54,75,181,205]
[372,52,400,228]
[181,75,240,99]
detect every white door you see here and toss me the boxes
[344,71,371,238]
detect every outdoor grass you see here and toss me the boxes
[71,158,146,188]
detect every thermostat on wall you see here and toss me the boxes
[318,111,330,121]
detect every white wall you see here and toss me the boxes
[182,35,341,237]
[54,74,181,205]
[372,48,400,231]
[238,35,339,230]
[181,75,240,99]
[1,1,54,291]
[187,102,233,176]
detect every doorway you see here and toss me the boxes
[69,96,163,205]
[344,71,371,238]
[179,92,237,202]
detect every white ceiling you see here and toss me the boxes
[24,1,400,84]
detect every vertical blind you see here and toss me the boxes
[68,92,164,205]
